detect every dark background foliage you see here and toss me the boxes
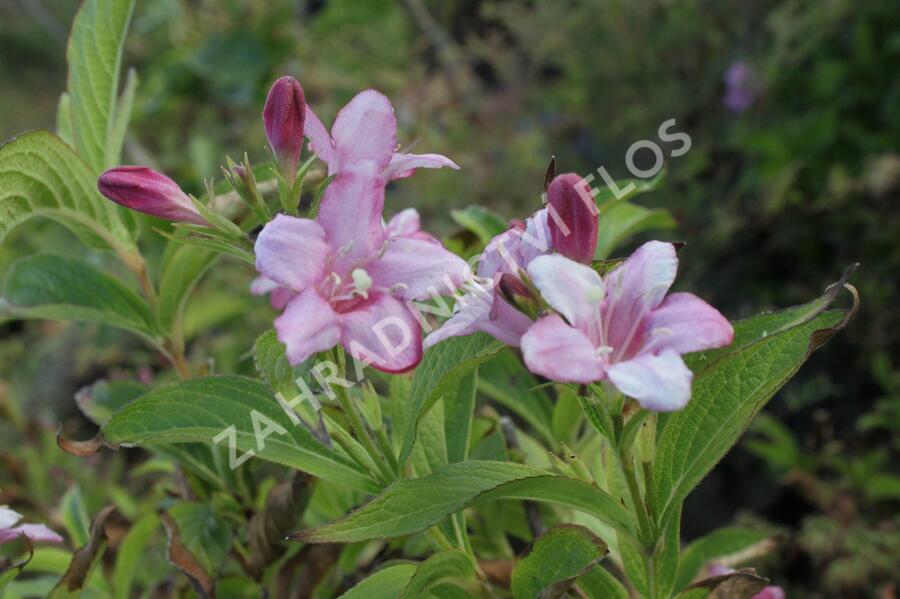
[1,0,897,596]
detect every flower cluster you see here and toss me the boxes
[97,75,734,410]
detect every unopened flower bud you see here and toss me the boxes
[263,76,306,179]
[497,272,541,319]
[98,166,207,225]
[547,173,598,264]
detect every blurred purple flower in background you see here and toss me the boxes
[724,61,758,113]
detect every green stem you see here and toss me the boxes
[620,451,654,547]
[335,387,395,484]
[374,426,400,477]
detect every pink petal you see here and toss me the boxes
[98,166,208,225]
[255,214,330,292]
[331,90,397,172]
[0,507,22,528]
[606,349,692,411]
[640,292,734,356]
[275,289,342,365]
[424,284,532,348]
[547,173,598,264]
[527,254,603,333]
[367,237,472,301]
[385,208,422,238]
[263,76,306,176]
[340,293,422,373]
[604,241,678,351]
[304,104,336,172]
[250,276,295,310]
[755,587,786,599]
[476,209,551,279]
[14,524,63,544]
[383,152,460,180]
[516,208,552,266]
[521,315,605,383]
[316,167,387,275]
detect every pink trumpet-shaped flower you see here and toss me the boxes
[303,89,459,181]
[98,166,207,225]
[424,208,551,348]
[254,175,470,373]
[520,242,733,411]
[0,506,63,546]
[547,173,598,264]
[263,76,306,177]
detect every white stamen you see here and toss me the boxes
[585,285,605,304]
[595,345,614,359]
[351,268,373,299]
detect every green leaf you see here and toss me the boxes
[0,131,135,250]
[112,513,159,599]
[450,205,508,245]
[75,379,147,426]
[155,243,216,335]
[253,328,299,396]
[295,461,636,544]
[59,486,91,549]
[478,350,555,445]
[399,551,474,599]
[400,334,504,465]
[510,525,608,599]
[594,202,676,260]
[1,254,156,336]
[444,372,477,463]
[653,305,852,528]
[673,527,772,593]
[165,502,231,576]
[594,168,666,213]
[338,564,417,599]
[108,68,138,171]
[56,93,74,146]
[66,0,136,171]
[102,376,377,492]
[576,565,630,599]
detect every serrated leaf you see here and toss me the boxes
[594,201,676,260]
[253,329,295,393]
[673,527,772,593]
[295,461,636,544]
[653,300,853,528]
[165,503,231,577]
[399,334,504,465]
[66,0,136,171]
[1,254,156,336]
[75,379,147,426]
[0,131,135,250]
[101,376,376,492]
[399,551,474,599]
[511,525,608,599]
[338,564,418,599]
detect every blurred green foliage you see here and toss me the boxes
[1,0,898,596]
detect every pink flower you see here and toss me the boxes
[98,166,207,225]
[520,242,733,411]
[263,76,306,177]
[254,173,470,372]
[304,90,459,181]
[0,506,63,546]
[424,208,551,348]
[546,173,598,264]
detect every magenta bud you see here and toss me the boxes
[263,76,306,178]
[547,173,598,264]
[98,166,207,225]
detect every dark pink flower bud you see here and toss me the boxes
[98,166,207,225]
[547,173,598,264]
[263,76,306,178]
